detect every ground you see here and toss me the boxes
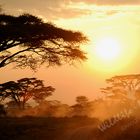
[0,116,140,140]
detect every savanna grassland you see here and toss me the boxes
[1,1,140,140]
[0,116,140,140]
[0,117,99,140]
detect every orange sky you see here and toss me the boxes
[0,0,140,104]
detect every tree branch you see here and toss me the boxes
[0,48,30,68]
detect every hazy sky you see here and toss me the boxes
[0,0,140,104]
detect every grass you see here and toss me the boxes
[0,116,140,140]
[0,116,99,140]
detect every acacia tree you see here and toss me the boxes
[0,81,21,104]
[0,78,55,109]
[76,96,88,106]
[71,96,90,117]
[101,74,140,107]
[0,13,88,70]
[0,104,6,117]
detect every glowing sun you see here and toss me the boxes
[95,37,121,61]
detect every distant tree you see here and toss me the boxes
[6,100,21,109]
[18,78,55,106]
[0,78,55,109]
[76,96,89,106]
[0,81,21,105]
[101,74,140,107]
[0,104,6,117]
[6,100,31,109]
[0,13,88,70]
[27,100,70,117]
[42,100,70,117]
[71,96,90,117]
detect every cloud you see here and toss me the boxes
[42,6,91,20]
[1,0,92,20]
[105,10,119,16]
[1,0,140,22]
[70,0,140,5]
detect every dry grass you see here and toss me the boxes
[0,116,140,140]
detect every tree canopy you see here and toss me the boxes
[0,13,88,70]
[76,96,89,106]
[101,74,140,107]
[0,77,55,109]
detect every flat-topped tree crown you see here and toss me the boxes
[101,74,140,107]
[0,77,55,109]
[0,14,88,70]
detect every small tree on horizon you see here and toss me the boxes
[76,96,89,106]
[71,96,90,117]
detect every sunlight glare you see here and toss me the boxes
[95,38,121,61]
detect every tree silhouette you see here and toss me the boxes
[101,74,140,107]
[76,96,88,106]
[0,104,6,117]
[0,13,88,70]
[0,78,55,109]
[18,78,55,106]
[71,96,90,117]
[0,81,21,105]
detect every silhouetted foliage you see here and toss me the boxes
[6,100,31,109]
[71,96,93,117]
[32,100,70,117]
[101,74,140,107]
[0,13,88,70]
[0,81,20,104]
[76,96,89,106]
[0,104,6,117]
[0,78,55,109]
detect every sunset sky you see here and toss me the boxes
[0,0,140,104]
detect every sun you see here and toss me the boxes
[85,37,124,74]
[95,37,121,62]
